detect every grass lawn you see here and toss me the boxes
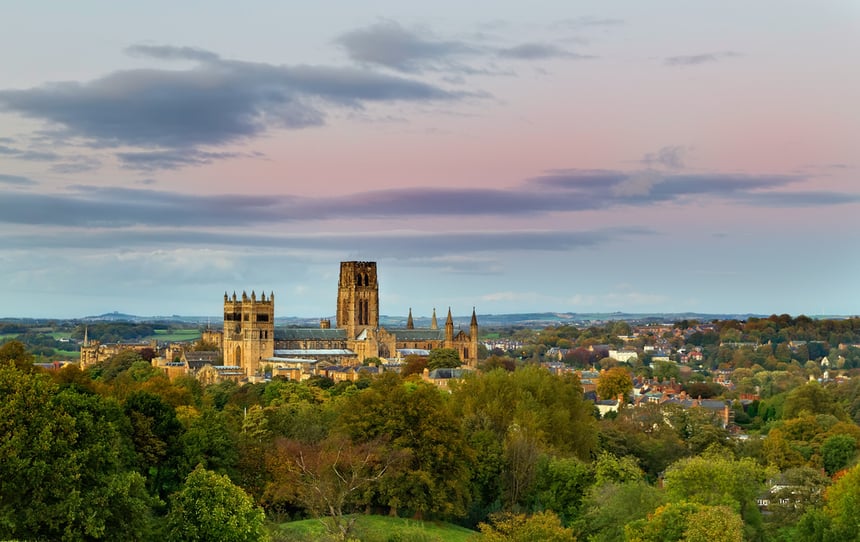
[275,514,478,542]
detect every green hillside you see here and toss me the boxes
[275,514,478,542]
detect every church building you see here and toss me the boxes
[221,261,479,377]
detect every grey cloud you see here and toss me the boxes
[0,47,465,150]
[737,191,860,207]
[664,51,741,66]
[118,149,249,171]
[125,44,221,63]
[0,173,37,186]
[0,225,650,258]
[336,21,592,74]
[497,43,593,60]
[0,169,853,232]
[552,17,625,30]
[0,144,61,162]
[335,20,477,72]
[641,146,687,170]
[50,156,103,174]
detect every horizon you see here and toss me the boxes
[1,1,858,318]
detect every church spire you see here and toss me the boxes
[407,308,414,329]
[445,307,454,341]
[471,307,478,327]
[430,308,438,330]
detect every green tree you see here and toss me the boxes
[475,511,576,542]
[783,382,846,420]
[124,390,184,498]
[821,433,857,476]
[165,465,268,542]
[427,347,462,370]
[178,407,238,476]
[336,373,473,518]
[0,367,155,540]
[528,456,593,525]
[662,452,767,539]
[578,480,663,542]
[593,451,644,485]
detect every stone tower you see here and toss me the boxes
[336,261,379,338]
[222,290,274,377]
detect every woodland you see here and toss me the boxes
[2,315,860,541]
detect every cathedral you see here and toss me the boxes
[220,261,479,377]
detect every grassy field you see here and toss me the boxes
[152,328,202,342]
[275,514,478,542]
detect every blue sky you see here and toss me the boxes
[1,1,858,318]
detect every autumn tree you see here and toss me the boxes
[625,502,744,542]
[475,511,576,542]
[268,435,403,541]
[597,366,633,401]
[0,340,34,371]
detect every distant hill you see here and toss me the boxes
[66,311,804,328]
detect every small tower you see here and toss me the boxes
[336,261,379,338]
[430,308,438,330]
[407,308,414,330]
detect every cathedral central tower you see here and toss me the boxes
[336,261,379,338]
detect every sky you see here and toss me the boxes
[1,1,859,319]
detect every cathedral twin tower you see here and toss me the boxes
[222,261,479,377]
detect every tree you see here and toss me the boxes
[597,366,633,401]
[124,390,184,498]
[578,480,663,542]
[0,367,155,540]
[662,451,767,538]
[593,451,644,485]
[822,463,860,540]
[527,456,593,525]
[427,347,462,370]
[0,340,34,371]
[625,502,743,542]
[178,407,238,476]
[821,433,857,476]
[268,435,403,541]
[165,466,267,542]
[783,382,847,420]
[336,373,473,518]
[475,511,576,542]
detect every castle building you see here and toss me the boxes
[224,261,479,378]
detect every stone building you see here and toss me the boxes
[223,261,479,378]
[221,290,274,377]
